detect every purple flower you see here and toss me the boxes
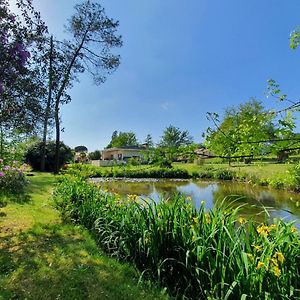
[3,166,10,171]
[0,172,4,177]
[0,159,3,163]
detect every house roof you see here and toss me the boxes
[102,146,146,152]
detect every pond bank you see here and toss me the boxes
[89,177,300,229]
[54,175,300,299]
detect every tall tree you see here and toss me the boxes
[106,131,138,148]
[206,99,299,162]
[51,1,122,173]
[144,134,154,148]
[158,125,193,148]
[0,0,47,158]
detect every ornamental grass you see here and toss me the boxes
[53,175,300,300]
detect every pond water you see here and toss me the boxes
[90,178,300,228]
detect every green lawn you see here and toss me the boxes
[174,161,291,180]
[0,173,168,300]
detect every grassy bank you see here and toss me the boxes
[54,175,300,300]
[0,173,168,300]
[65,162,300,191]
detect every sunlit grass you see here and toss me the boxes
[0,173,169,300]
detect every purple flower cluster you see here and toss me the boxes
[0,159,28,194]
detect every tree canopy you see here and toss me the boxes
[204,98,299,162]
[106,131,139,148]
[158,125,193,148]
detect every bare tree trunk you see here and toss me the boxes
[54,99,60,174]
[41,35,54,172]
[53,30,88,174]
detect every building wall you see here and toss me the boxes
[102,149,144,161]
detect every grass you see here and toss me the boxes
[54,175,300,300]
[0,173,169,300]
[174,162,290,180]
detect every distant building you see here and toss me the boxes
[101,146,146,161]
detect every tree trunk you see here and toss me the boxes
[0,125,3,158]
[53,30,88,174]
[41,35,54,172]
[54,98,60,174]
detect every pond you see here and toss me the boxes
[90,178,300,228]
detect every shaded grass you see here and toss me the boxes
[0,173,169,300]
[0,224,168,300]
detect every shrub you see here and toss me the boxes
[213,168,236,180]
[25,141,74,172]
[0,160,28,195]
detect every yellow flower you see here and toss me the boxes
[269,224,277,231]
[105,204,110,208]
[193,217,199,224]
[257,225,269,236]
[274,252,285,264]
[257,261,266,270]
[201,200,205,205]
[252,244,263,252]
[192,235,197,241]
[186,196,192,201]
[291,226,297,233]
[272,266,281,277]
[246,253,254,261]
[205,213,211,224]
[238,217,246,224]
[270,258,278,267]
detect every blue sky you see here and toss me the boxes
[16,1,300,150]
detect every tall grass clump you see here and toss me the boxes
[54,175,300,299]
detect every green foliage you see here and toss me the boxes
[106,131,139,148]
[0,129,39,163]
[0,173,169,300]
[127,157,141,166]
[74,145,88,152]
[0,160,28,195]
[54,176,300,300]
[64,163,191,179]
[88,150,101,160]
[205,99,275,160]
[290,26,300,49]
[158,125,193,148]
[144,134,154,148]
[25,141,73,172]
[197,167,236,180]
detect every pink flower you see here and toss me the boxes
[0,158,3,163]
[0,172,4,177]
[3,166,10,171]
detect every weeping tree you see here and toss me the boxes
[50,1,122,173]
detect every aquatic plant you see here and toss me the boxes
[53,175,300,299]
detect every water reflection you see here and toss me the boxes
[91,178,300,228]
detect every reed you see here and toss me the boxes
[54,175,300,299]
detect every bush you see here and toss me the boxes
[0,160,28,195]
[64,164,191,179]
[25,141,74,172]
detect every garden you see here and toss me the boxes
[1,0,300,299]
